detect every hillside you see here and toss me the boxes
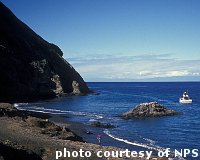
[0,2,91,102]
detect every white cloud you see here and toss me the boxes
[68,53,200,81]
[193,72,200,76]
[165,71,189,77]
[138,71,152,76]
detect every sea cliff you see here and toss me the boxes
[0,2,91,102]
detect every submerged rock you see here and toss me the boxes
[82,129,93,135]
[0,2,92,102]
[120,102,183,119]
[92,121,116,128]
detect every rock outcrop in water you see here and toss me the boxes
[0,2,92,102]
[92,121,116,128]
[120,102,183,119]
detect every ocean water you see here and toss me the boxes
[16,82,200,160]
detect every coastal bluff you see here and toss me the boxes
[120,102,183,119]
[0,2,91,102]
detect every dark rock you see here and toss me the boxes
[82,129,93,135]
[0,103,27,118]
[92,121,116,128]
[25,116,84,142]
[25,116,58,129]
[92,92,100,95]
[92,122,101,127]
[120,102,183,119]
[60,115,70,118]
[0,103,84,142]
[0,142,42,160]
[0,2,92,102]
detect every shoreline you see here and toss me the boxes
[22,109,164,158]
[29,111,150,151]
[0,103,167,160]
[48,113,155,152]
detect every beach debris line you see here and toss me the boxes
[120,102,183,119]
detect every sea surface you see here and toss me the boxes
[16,82,200,160]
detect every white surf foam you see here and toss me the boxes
[103,130,186,160]
[103,129,158,150]
[17,104,105,120]
[13,103,29,107]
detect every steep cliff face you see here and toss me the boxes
[0,2,91,102]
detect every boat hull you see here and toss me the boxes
[179,99,192,103]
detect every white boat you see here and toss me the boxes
[179,92,192,103]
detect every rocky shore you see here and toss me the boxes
[120,102,183,119]
[0,103,168,160]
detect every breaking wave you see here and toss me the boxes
[103,129,186,160]
[15,103,104,119]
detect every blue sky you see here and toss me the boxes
[2,0,200,82]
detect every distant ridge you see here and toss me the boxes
[0,2,91,102]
